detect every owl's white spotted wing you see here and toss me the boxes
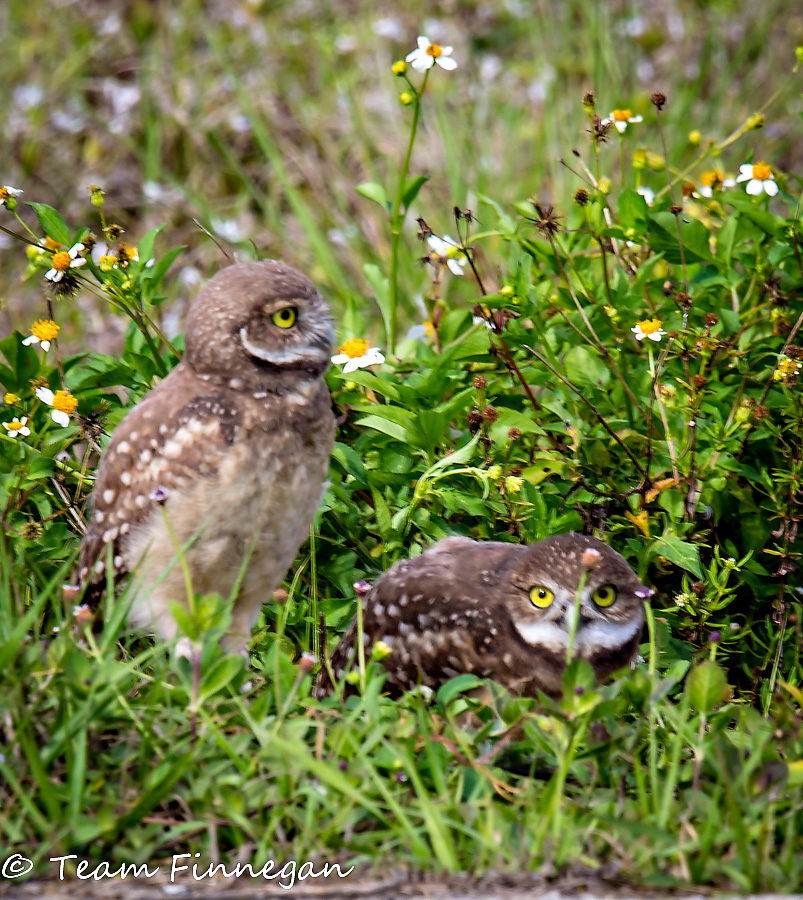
[78,365,242,603]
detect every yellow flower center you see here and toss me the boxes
[338,338,369,359]
[612,109,633,121]
[4,392,19,405]
[701,170,724,188]
[0,188,9,201]
[752,161,772,181]
[52,390,78,415]
[30,319,60,342]
[6,420,25,433]
[637,317,663,335]
[51,251,71,272]
[426,43,443,58]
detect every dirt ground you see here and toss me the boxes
[1,870,802,900]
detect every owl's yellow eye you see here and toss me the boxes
[592,584,617,608]
[271,307,297,329]
[529,585,554,608]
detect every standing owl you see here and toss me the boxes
[315,533,650,699]
[78,260,335,652]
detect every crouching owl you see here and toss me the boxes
[315,533,650,699]
[78,260,335,652]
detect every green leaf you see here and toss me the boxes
[169,600,199,640]
[26,202,71,245]
[618,188,649,230]
[330,441,368,485]
[363,263,391,341]
[724,193,782,236]
[356,182,388,210]
[686,659,730,712]
[649,212,712,264]
[563,345,610,388]
[355,415,407,442]
[437,673,482,708]
[402,174,429,210]
[715,216,738,268]
[0,333,40,389]
[199,655,244,701]
[654,534,703,578]
[422,433,480,476]
[136,224,165,267]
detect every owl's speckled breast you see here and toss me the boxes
[124,383,334,646]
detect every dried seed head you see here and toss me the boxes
[574,187,590,206]
[582,91,596,111]
[580,548,602,569]
[589,114,611,144]
[681,182,696,198]
[704,313,719,326]
[472,374,487,390]
[691,580,706,597]
[669,204,683,215]
[753,404,770,420]
[468,410,483,433]
[73,604,93,626]
[507,427,521,441]
[786,345,803,360]
[481,405,498,424]
[692,374,707,391]
[103,223,124,241]
[529,201,562,236]
[650,91,667,110]
[22,521,43,540]
[298,653,317,675]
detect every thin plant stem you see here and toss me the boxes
[389,70,429,354]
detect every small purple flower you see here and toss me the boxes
[394,771,408,783]
[338,760,348,771]
[709,630,721,644]
[574,685,585,695]
[353,580,372,596]
[149,486,169,505]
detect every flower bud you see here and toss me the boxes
[746,113,764,130]
[88,184,106,208]
[392,60,406,76]
[688,130,701,146]
[399,91,414,106]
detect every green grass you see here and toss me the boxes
[2,0,803,891]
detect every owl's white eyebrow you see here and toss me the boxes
[239,327,323,365]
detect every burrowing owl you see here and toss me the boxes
[78,260,335,651]
[315,533,650,698]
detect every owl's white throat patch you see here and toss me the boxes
[515,616,641,655]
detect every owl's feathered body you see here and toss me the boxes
[315,534,648,699]
[78,260,335,650]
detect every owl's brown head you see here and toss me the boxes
[184,260,335,390]
[504,533,648,670]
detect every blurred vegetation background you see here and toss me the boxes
[2,0,802,347]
